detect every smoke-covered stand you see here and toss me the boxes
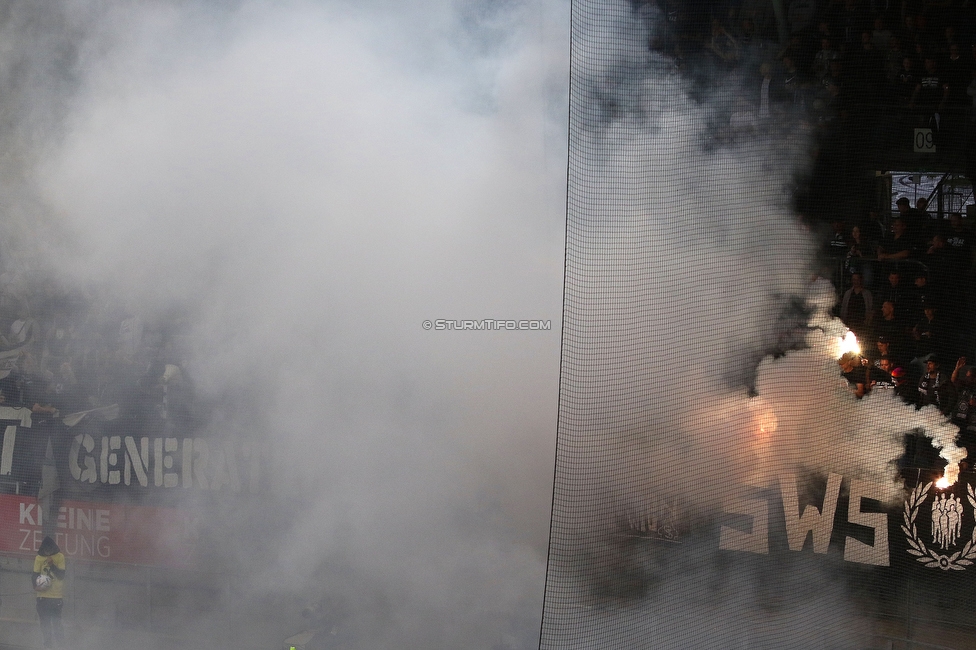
[543,467,976,649]
[539,0,976,644]
[0,363,286,649]
[718,469,976,639]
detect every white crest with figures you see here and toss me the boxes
[903,481,976,570]
[932,493,963,549]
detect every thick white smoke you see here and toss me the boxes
[541,1,968,648]
[11,1,569,648]
[562,0,963,530]
[3,0,965,648]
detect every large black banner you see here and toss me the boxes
[0,405,264,502]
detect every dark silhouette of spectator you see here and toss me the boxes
[872,356,897,391]
[853,31,886,99]
[918,354,951,412]
[736,16,757,47]
[940,26,959,59]
[871,16,893,51]
[813,38,840,80]
[858,210,886,246]
[32,536,66,649]
[912,301,947,359]
[877,269,910,306]
[923,231,953,290]
[835,0,871,49]
[841,272,874,337]
[950,356,973,393]
[893,57,918,108]
[780,56,806,109]
[910,57,950,135]
[945,212,972,273]
[877,300,910,352]
[912,14,939,55]
[909,197,932,245]
[706,19,739,67]
[894,195,913,220]
[950,357,976,451]
[966,68,976,117]
[945,44,971,106]
[873,335,906,369]
[776,33,805,65]
[41,315,76,375]
[840,351,869,398]
[897,15,919,51]
[892,366,917,404]
[877,218,914,261]
[877,355,896,374]
[845,225,875,280]
[50,361,85,415]
[912,272,936,315]
[883,35,905,81]
[827,220,850,256]
[942,212,972,331]
[826,56,848,89]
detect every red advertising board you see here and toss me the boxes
[0,494,196,568]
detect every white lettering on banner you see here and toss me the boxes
[845,479,890,566]
[124,437,149,487]
[21,503,45,526]
[69,434,97,483]
[0,425,16,476]
[99,436,108,484]
[17,528,112,559]
[19,502,34,525]
[780,473,842,553]
[2,495,199,567]
[69,435,260,492]
[719,475,890,566]
[107,436,121,485]
[16,500,114,559]
[182,438,193,488]
[719,489,769,555]
[164,438,179,488]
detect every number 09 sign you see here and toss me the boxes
[914,128,936,153]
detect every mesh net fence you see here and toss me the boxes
[540,0,976,648]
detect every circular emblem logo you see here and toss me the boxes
[903,481,976,570]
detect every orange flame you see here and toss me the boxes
[936,463,960,490]
[835,330,860,358]
[756,410,777,439]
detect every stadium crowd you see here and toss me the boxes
[641,0,976,467]
[829,201,976,466]
[646,0,976,157]
[0,268,196,467]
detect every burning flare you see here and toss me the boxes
[834,330,860,358]
[756,410,777,439]
[936,464,960,490]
